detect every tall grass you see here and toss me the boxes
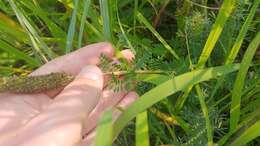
[8,0,54,63]
[230,31,260,131]
[78,0,91,48]
[65,0,79,53]
[94,109,113,146]
[99,0,114,43]
[208,0,259,103]
[113,64,241,138]
[136,12,180,60]
[0,0,259,145]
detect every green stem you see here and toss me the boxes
[103,70,172,76]
[195,85,213,146]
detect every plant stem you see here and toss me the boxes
[103,70,172,76]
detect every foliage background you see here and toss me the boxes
[0,0,259,146]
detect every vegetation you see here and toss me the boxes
[0,0,259,145]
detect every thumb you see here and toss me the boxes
[51,65,103,114]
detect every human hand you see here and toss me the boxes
[0,42,138,146]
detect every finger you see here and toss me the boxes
[82,49,136,133]
[31,42,113,97]
[31,42,114,76]
[120,49,135,61]
[81,92,139,146]
[84,92,138,135]
[81,130,95,146]
[83,88,127,134]
[112,92,138,119]
[52,65,103,113]
[10,65,103,146]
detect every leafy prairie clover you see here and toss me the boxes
[100,53,136,92]
[0,73,75,93]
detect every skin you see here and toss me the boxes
[0,42,138,146]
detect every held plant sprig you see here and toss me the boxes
[0,55,168,94]
[0,72,75,93]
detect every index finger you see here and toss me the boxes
[31,42,114,76]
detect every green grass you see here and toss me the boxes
[94,109,113,146]
[135,111,150,146]
[0,40,39,66]
[99,0,114,43]
[113,64,241,138]
[78,0,91,48]
[230,31,260,131]
[136,11,180,60]
[230,121,260,146]
[65,0,79,53]
[208,0,259,103]
[195,85,213,146]
[175,0,236,112]
[8,0,55,63]
[0,0,259,145]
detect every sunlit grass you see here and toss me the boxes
[0,1,259,146]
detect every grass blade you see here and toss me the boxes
[175,87,192,112]
[99,0,114,43]
[8,0,54,63]
[218,106,260,145]
[66,0,79,53]
[175,0,237,111]
[115,0,135,52]
[78,0,91,48]
[137,74,191,133]
[225,1,259,64]
[135,111,150,146]
[137,74,170,85]
[0,66,31,74]
[230,120,260,146]
[94,109,113,146]
[208,1,259,102]
[0,40,40,67]
[133,0,138,35]
[136,11,180,60]
[230,31,260,131]
[197,0,236,68]
[195,85,213,146]
[85,20,103,39]
[113,63,241,138]
[19,0,66,51]
[0,12,28,43]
